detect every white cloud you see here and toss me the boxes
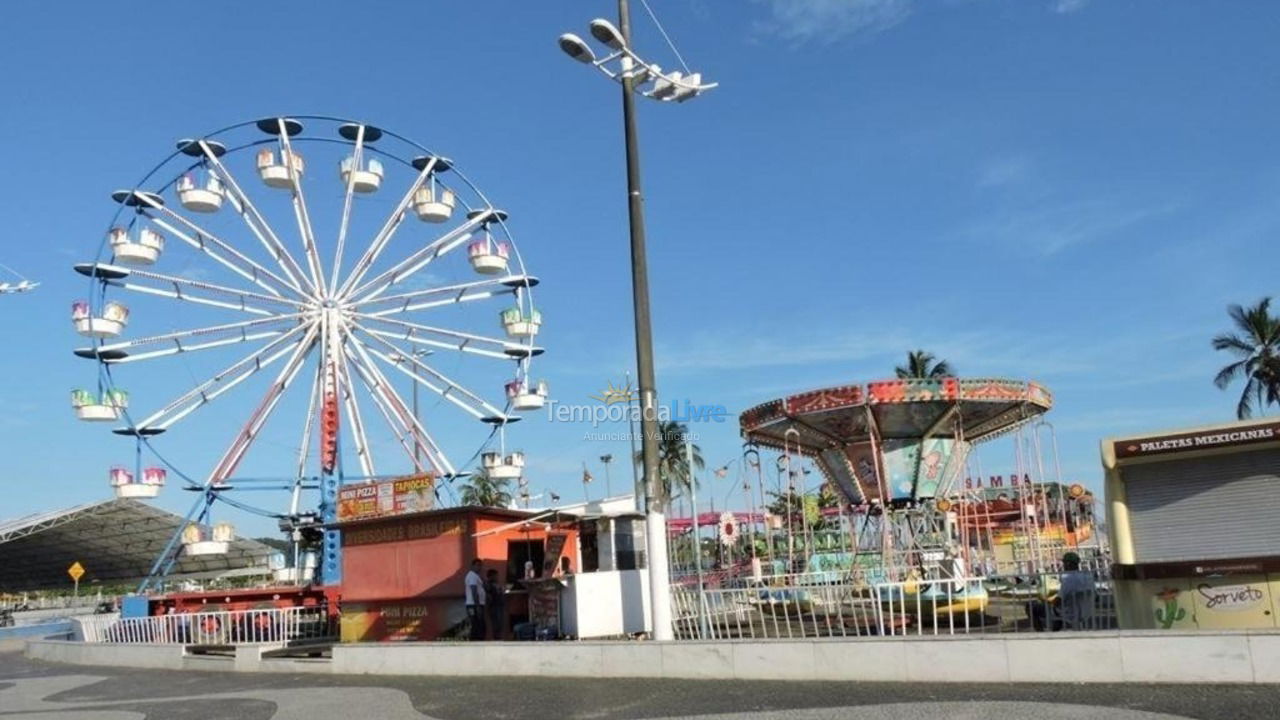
[965,198,1178,255]
[754,0,913,44]
[1052,0,1090,14]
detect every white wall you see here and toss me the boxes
[561,569,650,638]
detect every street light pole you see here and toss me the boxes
[559,0,716,644]
[615,0,674,642]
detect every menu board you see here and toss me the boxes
[337,474,436,521]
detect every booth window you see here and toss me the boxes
[579,522,600,572]
[613,517,646,570]
[507,539,545,580]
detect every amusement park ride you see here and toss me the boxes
[730,378,1098,606]
[70,117,545,609]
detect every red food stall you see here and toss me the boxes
[334,478,579,642]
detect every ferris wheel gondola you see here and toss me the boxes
[72,116,545,583]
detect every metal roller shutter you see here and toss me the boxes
[1125,447,1280,563]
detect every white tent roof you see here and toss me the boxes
[0,499,273,591]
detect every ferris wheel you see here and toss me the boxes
[71,116,545,583]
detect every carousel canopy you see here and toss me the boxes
[740,378,1052,505]
[0,499,273,591]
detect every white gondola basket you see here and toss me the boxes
[500,308,541,339]
[258,149,305,189]
[507,379,548,411]
[340,157,383,193]
[72,389,124,422]
[185,540,230,556]
[176,174,224,213]
[468,239,510,275]
[109,227,164,265]
[72,301,129,338]
[183,522,233,556]
[412,187,456,223]
[115,482,162,499]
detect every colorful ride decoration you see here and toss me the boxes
[482,450,525,480]
[412,183,456,223]
[71,388,128,422]
[71,300,129,338]
[256,148,305,189]
[468,236,510,275]
[183,521,234,556]
[108,226,165,265]
[109,465,166,499]
[501,307,541,339]
[175,171,224,213]
[740,378,1052,506]
[506,378,549,411]
[339,155,384,193]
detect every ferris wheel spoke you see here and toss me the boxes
[349,274,532,312]
[198,140,316,298]
[145,210,302,299]
[361,285,518,318]
[103,276,277,317]
[347,211,493,303]
[205,324,319,485]
[345,335,453,475]
[89,315,303,355]
[354,325,509,422]
[355,314,537,361]
[126,325,311,432]
[334,341,376,479]
[292,362,322,511]
[93,321,301,365]
[336,157,439,299]
[112,265,303,310]
[329,125,366,291]
[344,354,427,475]
[276,129,327,295]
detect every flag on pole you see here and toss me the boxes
[582,464,593,484]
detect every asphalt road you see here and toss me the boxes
[2,649,1278,720]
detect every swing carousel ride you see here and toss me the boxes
[71,116,545,593]
[685,377,1103,636]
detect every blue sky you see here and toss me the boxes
[1,1,1277,537]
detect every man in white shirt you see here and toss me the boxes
[465,559,487,640]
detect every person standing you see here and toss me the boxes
[464,559,487,640]
[1057,551,1096,630]
[484,569,505,640]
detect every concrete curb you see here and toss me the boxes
[24,630,1280,684]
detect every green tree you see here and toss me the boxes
[458,472,514,507]
[895,350,953,379]
[634,420,704,501]
[1213,297,1280,419]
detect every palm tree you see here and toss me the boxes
[895,350,953,379]
[1213,297,1280,419]
[458,472,514,507]
[634,420,704,501]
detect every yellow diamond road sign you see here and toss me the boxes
[67,562,85,582]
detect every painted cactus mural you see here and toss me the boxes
[1154,587,1187,629]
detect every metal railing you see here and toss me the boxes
[74,606,336,646]
[671,569,1116,640]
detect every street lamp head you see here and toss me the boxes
[589,18,626,50]
[558,33,596,63]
